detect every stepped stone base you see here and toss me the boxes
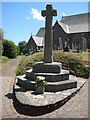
[13,78,86,116]
[16,61,77,92]
[33,62,62,73]
[13,60,79,115]
[17,74,77,92]
[26,69,69,82]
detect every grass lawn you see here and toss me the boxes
[77,52,89,67]
[1,56,10,64]
[1,56,10,68]
[16,51,89,78]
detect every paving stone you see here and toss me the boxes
[46,112,58,118]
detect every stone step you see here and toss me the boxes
[13,78,86,114]
[26,69,69,82]
[17,75,77,92]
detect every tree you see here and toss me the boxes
[3,39,18,58]
[0,28,4,55]
[18,41,27,55]
[16,46,19,56]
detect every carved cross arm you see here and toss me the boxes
[52,9,57,16]
[41,10,46,17]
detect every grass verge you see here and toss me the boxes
[1,56,10,63]
[16,51,89,79]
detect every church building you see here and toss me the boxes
[27,12,90,53]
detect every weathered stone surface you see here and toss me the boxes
[41,4,57,63]
[17,75,77,92]
[17,75,36,91]
[33,62,62,73]
[13,78,86,107]
[35,86,45,94]
[26,69,69,82]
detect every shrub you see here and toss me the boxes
[0,28,4,55]
[18,41,27,55]
[16,46,19,56]
[3,39,17,58]
[53,51,89,78]
[16,51,89,78]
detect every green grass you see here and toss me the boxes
[53,51,89,78]
[1,56,10,63]
[16,51,89,78]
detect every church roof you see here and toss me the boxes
[32,35,44,46]
[60,13,90,34]
[57,21,69,33]
[36,28,45,37]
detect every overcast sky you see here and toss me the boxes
[2,2,88,45]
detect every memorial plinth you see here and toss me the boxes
[33,62,62,73]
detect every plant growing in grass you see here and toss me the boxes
[35,76,47,88]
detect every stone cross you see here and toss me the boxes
[41,4,57,63]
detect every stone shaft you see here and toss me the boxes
[41,4,57,63]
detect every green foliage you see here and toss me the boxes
[16,51,89,78]
[18,41,27,55]
[16,46,19,56]
[23,47,27,55]
[35,76,47,88]
[0,28,4,54]
[16,52,43,75]
[3,39,18,58]
[2,56,10,63]
[53,51,89,78]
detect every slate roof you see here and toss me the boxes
[32,35,44,46]
[57,21,69,34]
[36,28,45,37]
[60,13,90,34]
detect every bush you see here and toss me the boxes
[0,29,4,55]
[18,41,27,55]
[53,51,89,78]
[16,51,89,78]
[16,46,19,56]
[3,39,18,58]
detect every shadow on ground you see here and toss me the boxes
[13,91,77,116]
[5,93,14,99]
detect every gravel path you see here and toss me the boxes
[1,56,27,119]
[1,56,88,119]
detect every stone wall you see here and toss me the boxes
[27,37,37,53]
[68,32,89,52]
[53,23,67,50]
[53,22,90,52]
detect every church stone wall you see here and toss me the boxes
[68,32,89,52]
[53,23,67,50]
[27,37,37,53]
